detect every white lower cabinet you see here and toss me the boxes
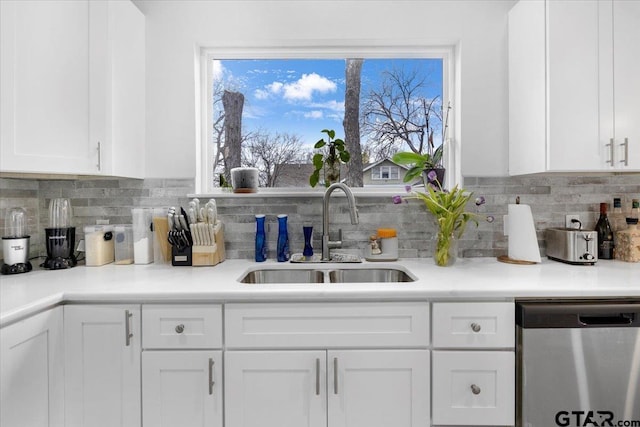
[225,350,328,427]
[64,305,141,427]
[0,307,64,427]
[224,349,430,427]
[432,351,515,426]
[142,351,223,427]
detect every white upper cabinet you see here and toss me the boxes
[0,0,145,178]
[508,0,640,174]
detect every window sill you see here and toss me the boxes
[189,186,406,199]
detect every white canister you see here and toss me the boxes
[114,225,134,265]
[132,208,154,264]
[377,228,398,260]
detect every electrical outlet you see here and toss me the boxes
[565,214,581,229]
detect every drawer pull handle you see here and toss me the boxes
[470,322,481,333]
[175,324,185,334]
[334,357,339,395]
[315,358,320,396]
[125,310,133,346]
[209,358,215,395]
[471,384,481,395]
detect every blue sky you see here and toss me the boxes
[213,58,443,150]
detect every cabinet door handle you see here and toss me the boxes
[471,384,481,395]
[315,358,320,396]
[175,324,185,334]
[470,322,481,333]
[208,358,215,395]
[606,138,615,166]
[124,310,133,346]
[621,138,629,167]
[97,141,102,171]
[333,357,338,395]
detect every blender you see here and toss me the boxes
[42,198,77,269]
[1,207,33,275]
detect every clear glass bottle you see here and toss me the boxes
[255,214,267,262]
[276,214,290,262]
[611,197,626,233]
[595,202,614,260]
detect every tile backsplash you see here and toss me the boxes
[1,175,638,262]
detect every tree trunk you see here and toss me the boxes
[343,59,364,187]
[222,90,244,184]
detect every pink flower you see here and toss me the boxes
[426,170,438,182]
[392,195,403,205]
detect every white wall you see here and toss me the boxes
[136,0,514,178]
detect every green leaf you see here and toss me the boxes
[309,170,320,188]
[321,129,335,139]
[333,138,345,148]
[403,166,423,183]
[339,151,350,163]
[312,153,324,169]
[392,152,427,166]
[314,140,326,149]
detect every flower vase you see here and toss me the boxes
[434,231,457,267]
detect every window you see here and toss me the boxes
[198,46,455,194]
[371,166,400,181]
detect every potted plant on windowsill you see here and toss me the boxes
[309,129,351,188]
[391,101,450,188]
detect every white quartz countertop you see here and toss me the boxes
[1,257,639,326]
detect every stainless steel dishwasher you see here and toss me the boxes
[516,300,640,427]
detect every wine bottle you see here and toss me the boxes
[595,202,614,259]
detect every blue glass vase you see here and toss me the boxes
[303,223,313,258]
[255,214,267,262]
[276,214,290,262]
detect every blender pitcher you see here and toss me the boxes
[1,207,32,275]
[43,198,77,269]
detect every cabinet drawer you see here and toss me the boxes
[432,302,514,348]
[142,305,222,349]
[225,302,429,349]
[432,351,515,426]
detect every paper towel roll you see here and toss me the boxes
[504,204,541,263]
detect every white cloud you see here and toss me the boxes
[309,100,344,113]
[282,73,337,101]
[267,81,284,94]
[304,110,324,119]
[254,89,269,100]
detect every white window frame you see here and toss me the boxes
[196,44,458,196]
[371,165,400,181]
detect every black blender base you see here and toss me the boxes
[1,262,33,275]
[41,256,77,270]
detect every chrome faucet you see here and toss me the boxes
[322,183,359,261]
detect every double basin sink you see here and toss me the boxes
[239,267,415,284]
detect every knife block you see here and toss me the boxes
[191,223,226,266]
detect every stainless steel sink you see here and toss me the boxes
[238,267,414,284]
[239,269,325,284]
[328,268,414,283]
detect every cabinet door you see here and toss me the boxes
[0,307,64,427]
[142,351,222,427]
[225,351,327,427]
[432,351,514,426]
[547,0,603,171]
[0,0,97,175]
[327,350,430,427]
[613,0,640,170]
[65,305,141,427]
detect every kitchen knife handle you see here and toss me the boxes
[125,310,133,346]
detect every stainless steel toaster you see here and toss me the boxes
[545,228,598,265]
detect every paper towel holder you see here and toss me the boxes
[497,196,541,265]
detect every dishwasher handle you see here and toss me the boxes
[517,301,640,328]
[579,313,635,326]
